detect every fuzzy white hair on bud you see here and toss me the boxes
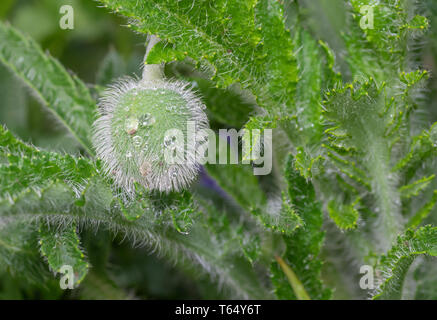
[92,63,209,195]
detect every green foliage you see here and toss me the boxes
[99,0,298,113]
[0,0,437,300]
[0,21,96,155]
[373,226,437,300]
[38,222,89,286]
[96,48,126,87]
[271,155,331,300]
[275,256,310,300]
[345,0,429,81]
[327,199,359,230]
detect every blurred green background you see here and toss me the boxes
[0,0,145,155]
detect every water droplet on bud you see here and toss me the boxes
[140,113,156,127]
[164,135,177,147]
[132,135,143,147]
[125,117,139,135]
[93,75,209,194]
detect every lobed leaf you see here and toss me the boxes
[373,226,437,299]
[271,154,331,300]
[327,199,359,230]
[38,222,89,286]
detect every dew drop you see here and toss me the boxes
[140,113,156,127]
[132,135,143,147]
[125,117,139,135]
[164,135,177,147]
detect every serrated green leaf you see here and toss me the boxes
[399,175,435,199]
[251,192,303,235]
[0,218,51,284]
[0,125,97,201]
[327,199,359,230]
[241,115,276,162]
[271,154,331,300]
[322,75,429,247]
[408,191,437,229]
[393,122,437,179]
[254,0,298,104]
[100,0,261,89]
[39,222,89,286]
[373,226,437,300]
[293,28,324,144]
[146,41,186,65]
[294,147,323,180]
[345,1,428,81]
[99,0,298,113]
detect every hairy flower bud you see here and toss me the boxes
[92,66,209,194]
